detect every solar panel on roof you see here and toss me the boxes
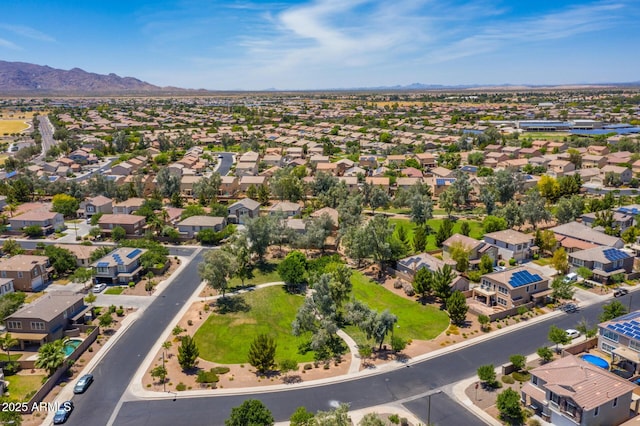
[603,248,628,262]
[97,262,109,267]
[127,248,142,259]
[508,270,543,288]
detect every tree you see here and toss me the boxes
[150,365,167,384]
[479,254,494,275]
[99,312,113,328]
[435,218,454,248]
[412,225,428,252]
[245,216,274,261]
[181,204,206,220]
[538,175,560,202]
[248,334,277,374]
[478,314,490,332]
[479,186,497,215]
[370,310,398,350]
[497,201,523,229]
[551,247,569,274]
[225,232,253,287]
[409,194,433,225]
[509,354,526,371]
[450,169,472,208]
[365,215,395,272]
[548,325,570,353]
[496,388,524,425]
[198,249,237,298]
[459,221,471,236]
[225,399,274,426]
[290,407,314,426]
[438,188,455,217]
[600,300,628,322]
[0,292,26,321]
[52,193,79,218]
[551,276,576,301]
[576,266,593,281]
[1,239,23,256]
[477,364,497,388]
[449,241,470,272]
[447,290,468,325]
[0,333,18,360]
[326,262,353,311]
[156,167,181,199]
[492,169,523,204]
[555,195,585,224]
[483,215,507,233]
[369,186,390,212]
[521,190,551,230]
[192,173,221,205]
[44,245,77,275]
[537,346,554,363]
[177,335,200,370]
[536,229,557,256]
[23,225,43,238]
[412,267,433,301]
[111,226,126,242]
[35,339,66,376]
[432,264,456,302]
[0,399,21,426]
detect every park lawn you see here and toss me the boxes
[228,261,281,287]
[348,271,449,343]
[104,287,124,295]
[5,374,46,401]
[0,120,29,134]
[521,132,569,141]
[194,286,314,364]
[390,217,484,251]
[0,353,22,362]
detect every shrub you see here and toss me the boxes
[393,280,403,289]
[467,270,482,283]
[512,371,531,382]
[403,283,415,296]
[528,419,542,426]
[304,364,312,370]
[187,320,193,326]
[509,258,516,266]
[196,369,220,383]
[501,375,515,384]
[388,414,400,424]
[128,281,135,288]
[211,366,230,374]
[116,309,124,317]
[109,305,116,314]
[2,361,20,376]
[176,382,187,391]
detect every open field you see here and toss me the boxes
[193,286,314,364]
[521,131,570,141]
[228,261,281,287]
[347,271,449,344]
[0,120,30,134]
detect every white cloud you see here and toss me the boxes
[0,24,55,42]
[0,38,20,50]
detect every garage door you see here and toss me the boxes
[32,275,44,290]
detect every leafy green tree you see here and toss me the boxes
[412,225,428,252]
[555,195,585,224]
[576,266,593,281]
[225,232,253,287]
[479,186,497,215]
[459,221,471,236]
[483,215,507,233]
[0,292,26,322]
[477,364,497,388]
[52,193,79,218]
[409,194,433,225]
[111,225,126,241]
[198,249,237,298]
[449,241,470,272]
[509,354,526,371]
[156,167,181,199]
[23,225,44,238]
[412,267,433,301]
[290,407,314,426]
[192,173,221,205]
[248,334,277,374]
[600,300,628,322]
[478,314,490,331]
[446,290,468,325]
[35,339,66,376]
[1,239,23,256]
[177,335,200,370]
[150,365,167,384]
[498,200,523,228]
[491,169,523,204]
[278,251,307,293]
[0,333,18,360]
[551,276,576,300]
[369,186,390,212]
[432,264,456,302]
[479,254,494,275]
[44,245,76,275]
[496,388,524,425]
[521,189,551,230]
[551,247,569,274]
[325,262,353,311]
[225,399,274,426]
[438,188,456,217]
[548,325,570,353]
[181,204,206,220]
[537,346,554,363]
[99,312,113,328]
[450,169,472,208]
[435,218,454,247]
[245,216,274,261]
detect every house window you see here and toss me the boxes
[594,407,599,416]
[97,267,109,274]
[601,329,619,342]
[498,286,508,295]
[6,321,21,330]
[601,342,617,354]
[630,340,640,352]
[572,259,584,267]
[550,392,560,406]
[532,376,538,386]
[594,262,603,270]
[497,297,507,306]
[117,265,127,273]
[17,272,23,278]
[613,397,618,407]
[31,321,45,331]
[0,271,5,278]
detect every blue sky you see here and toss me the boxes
[1,0,638,90]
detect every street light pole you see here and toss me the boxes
[162,351,166,393]
[427,390,443,425]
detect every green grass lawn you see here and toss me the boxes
[390,217,484,251]
[5,374,46,401]
[194,286,314,364]
[0,353,22,362]
[228,261,282,287]
[532,258,552,266]
[347,271,449,345]
[521,132,570,141]
[104,287,124,295]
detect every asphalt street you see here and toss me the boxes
[62,259,635,426]
[215,152,234,176]
[36,115,55,161]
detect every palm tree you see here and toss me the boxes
[147,215,163,237]
[35,339,66,376]
[0,333,18,360]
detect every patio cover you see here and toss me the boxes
[613,346,640,363]
[9,332,48,341]
[473,287,496,297]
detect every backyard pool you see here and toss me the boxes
[63,338,83,357]
[580,354,610,370]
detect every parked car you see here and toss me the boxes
[493,266,506,272]
[561,303,578,313]
[92,283,107,293]
[53,401,74,424]
[614,288,629,297]
[73,374,94,394]
[217,154,224,159]
[565,329,581,339]
[563,273,578,283]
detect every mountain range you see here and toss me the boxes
[0,60,638,94]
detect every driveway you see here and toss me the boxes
[93,293,154,310]
[523,261,558,278]
[56,220,93,243]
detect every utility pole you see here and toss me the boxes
[162,351,166,393]
[427,390,443,425]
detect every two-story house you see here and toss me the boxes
[568,246,633,284]
[112,198,145,215]
[483,229,535,262]
[269,201,301,218]
[552,221,624,250]
[97,214,146,236]
[4,292,88,349]
[598,311,640,377]
[79,195,113,219]
[601,165,632,184]
[581,211,634,231]
[228,198,261,224]
[92,247,147,285]
[522,355,635,426]
[0,255,52,292]
[472,266,550,309]
[9,211,65,235]
[442,234,498,268]
[396,253,468,291]
[177,216,226,238]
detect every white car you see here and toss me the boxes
[565,329,580,339]
[92,283,107,293]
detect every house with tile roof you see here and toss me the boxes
[472,266,550,309]
[551,222,624,249]
[568,246,633,284]
[521,355,635,426]
[483,229,536,262]
[92,247,146,285]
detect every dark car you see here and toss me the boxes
[53,401,74,424]
[73,373,94,394]
[561,303,578,313]
[614,288,629,297]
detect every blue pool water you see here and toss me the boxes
[580,354,610,369]
[63,339,82,357]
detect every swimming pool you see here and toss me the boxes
[580,354,610,370]
[63,338,83,357]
